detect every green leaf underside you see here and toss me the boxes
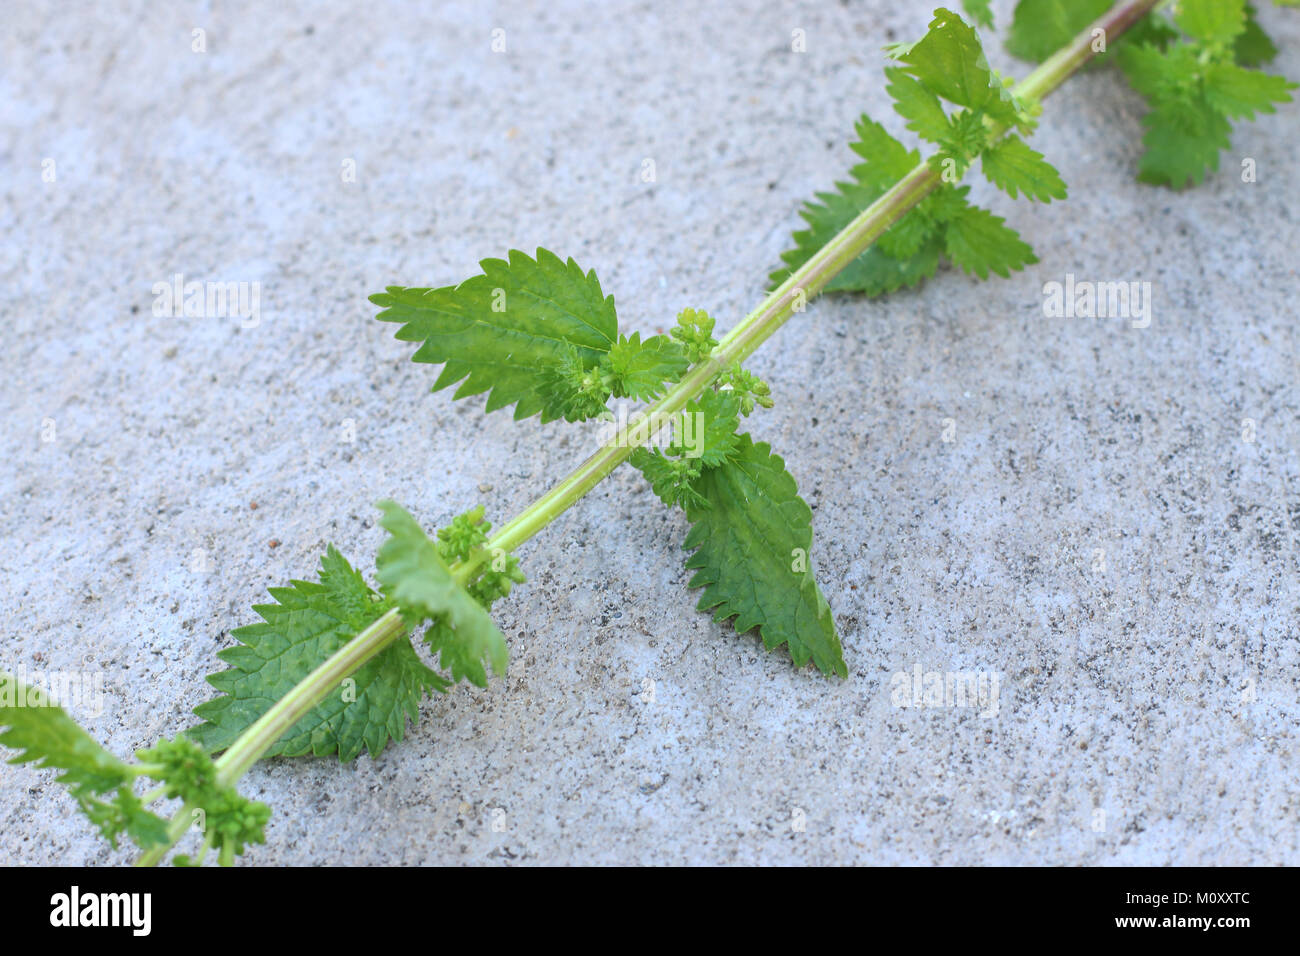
[682,435,847,677]
[371,248,618,422]
[945,204,1038,278]
[1,676,169,848]
[375,501,508,688]
[190,547,445,762]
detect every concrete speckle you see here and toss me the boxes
[1,0,1298,865]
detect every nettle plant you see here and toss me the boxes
[4,0,1294,865]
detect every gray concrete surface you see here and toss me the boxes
[2,0,1298,865]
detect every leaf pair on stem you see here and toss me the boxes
[4,0,1295,864]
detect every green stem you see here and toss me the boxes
[1016,0,1162,103]
[486,159,944,555]
[487,0,1163,553]
[136,607,408,866]
[134,0,1160,865]
[135,566,481,866]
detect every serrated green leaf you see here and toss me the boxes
[1006,0,1110,63]
[981,134,1068,201]
[773,89,1050,297]
[1,675,169,849]
[375,501,508,688]
[682,435,846,677]
[846,115,923,189]
[1119,41,1195,100]
[893,7,1017,119]
[190,546,445,761]
[1136,98,1233,188]
[944,204,1038,279]
[886,67,951,143]
[877,206,938,258]
[371,248,618,423]
[1,676,132,790]
[1119,23,1296,191]
[1176,0,1248,46]
[1203,61,1296,119]
[605,332,690,401]
[685,389,742,467]
[923,183,976,223]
